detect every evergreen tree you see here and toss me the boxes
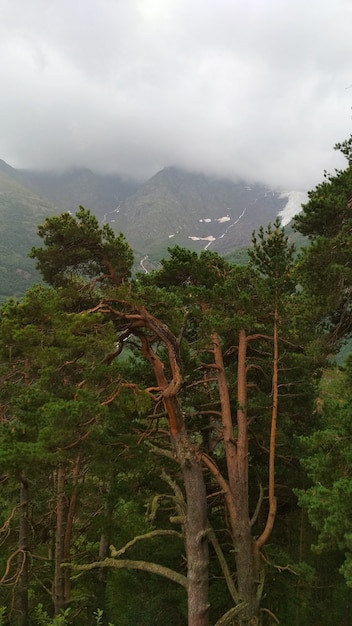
[0,205,326,625]
[143,234,315,625]
[293,136,352,347]
[29,209,210,626]
[297,360,352,596]
[29,207,133,289]
[292,134,352,622]
[0,285,152,623]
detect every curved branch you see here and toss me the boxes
[260,607,280,624]
[63,558,187,588]
[201,454,237,526]
[0,548,25,585]
[110,529,182,558]
[145,441,174,460]
[207,526,239,603]
[250,484,264,528]
[255,497,277,550]
[214,602,248,626]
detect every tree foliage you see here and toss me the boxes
[297,359,352,587]
[2,161,352,625]
[293,136,352,346]
[29,207,133,288]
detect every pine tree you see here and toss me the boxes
[297,359,352,587]
[143,235,315,625]
[29,209,210,626]
[293,136,352,347]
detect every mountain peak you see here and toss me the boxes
[0,162,306,299]
[110,168,293,258]
[0,158,16,175]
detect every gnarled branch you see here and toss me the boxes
[214,601,248,625]
[63,558,187,588]
[110,529,182,558]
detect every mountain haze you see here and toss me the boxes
[0,162,60,299]
[16,167,139,217]
[112,167,290,263]
[0,159,305,299]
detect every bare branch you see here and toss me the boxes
[63,558,188,588]
[110,529,182,558]
[214,602,248,625]
[260,607,280,624]
[0,503,22,534]
[207,525,239,603]
[250,484,264,527]
[0,548,25,585]
[145,441,174,460]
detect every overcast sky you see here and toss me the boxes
[1,0,352,190]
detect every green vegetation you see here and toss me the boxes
[0,161,288,300]
[1,137,352,624]
[0,171,59,302]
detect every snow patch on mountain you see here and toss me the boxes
[188,207,248,250]
[216,216,231,223]
[199,216,232,224]
[218,208,247,238]
[189,235,216,243]
[278,191,307,226]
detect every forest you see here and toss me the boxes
[1,137,352,626]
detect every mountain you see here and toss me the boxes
[16,167,139,218]
[0,159,306,299]
[0,164,60,300]
[0,164,141,301]
[108,167,305,267]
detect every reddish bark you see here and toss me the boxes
[256,307,278,550]
[137,322,209,626]
[212,331,259,625]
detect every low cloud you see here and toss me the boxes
[0,0,351,190]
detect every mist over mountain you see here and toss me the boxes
[0,158,306,299]
[111,167,296,263]
[0,160,59,299]
[16,167,140,217]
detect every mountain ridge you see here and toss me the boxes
[109,166,303,261]
[0,158,306,298]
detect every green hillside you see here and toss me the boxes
[0,171,59,301]
[115,167,286,256]
[0,159,305,299]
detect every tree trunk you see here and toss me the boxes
[172,425,209,626]
[96,472,116,608]
[232,520,259,626]
[139,328,209,626]
[256,306,278,550]
[213,330,260,625]
[159,394,209,626]
[53,463,66,615]
[18,474,29,626]
[234,330,259,625]
[63,456,80,603]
